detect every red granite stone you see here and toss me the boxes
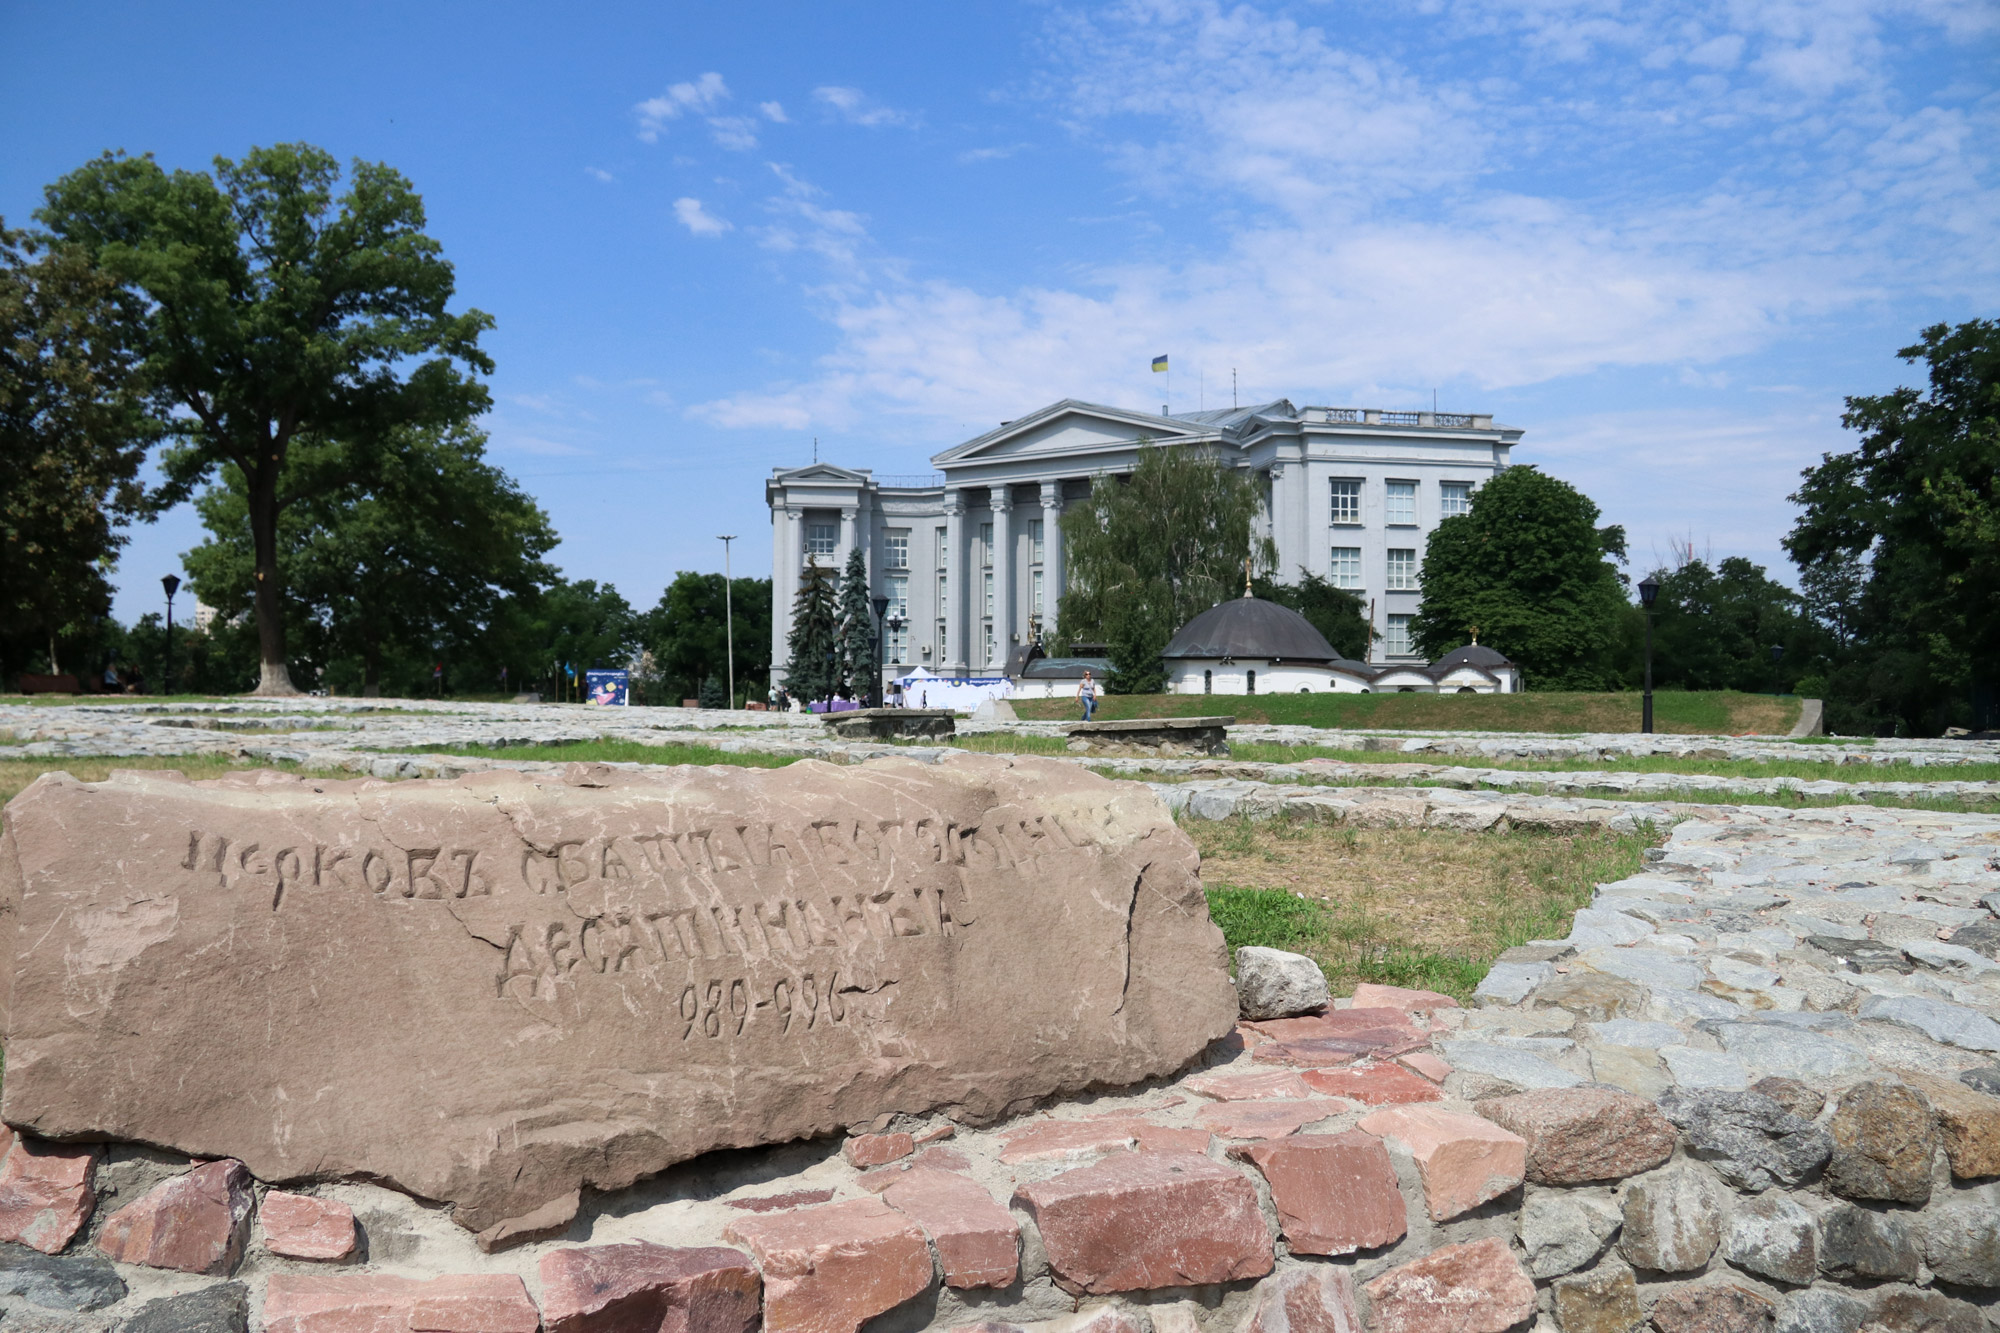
[1302,1064,1445,1106]
[1649,1283,1776,1333]
[1184,1070,1313,1101]
[1243,1008,1421,1043]
[843,1132,915,1169]
[882,1167,1020,1289]
[912,1145,973,1173]
[1253,1034,1428,1067]
[1240,1132,1407,1256]
[915,1124,956,1144]
[1195,1098,1351,1140]
[95,1158,254,1275]
[1357,1106,1526,1221]
[259,1191,357,1260]
[1363,1237,1538,1333]
[0,1127,95,1255]
[722,1196,932,1333]
[539,1241,760,1333]
[265,1274,539,1333]
[1240,1266,1363,1333]
[857,1168,907,1194]
[1132,1124,1215,1154]
[1013,1150,1273,1294]
[723,1189,837,1213]
[1473,1088,1676,1184]
[1399,1053,1453,1083]
[1350,983,1459,1013]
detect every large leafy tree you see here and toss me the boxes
[1057,444,1275,692]
[0,225,158,677]
[506,579,637,703]
[1786,319,1999,734]
[37,144,493,694]
[182,424,556,695]
[640,571,773,706]
[784,562,839,704]
[1637,556,1821,694]
[1410,466,1627,689]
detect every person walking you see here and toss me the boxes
[1078,669,1098,722]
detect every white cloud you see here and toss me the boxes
[813,85,917,128]
[634,72,766,149]
[673,197,733,236]
[958,144,1029,163]
[760,101,789,122]
[691,0,1997,455]
[584,166,615,183]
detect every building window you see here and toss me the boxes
[1031,569,1044,619]
[806,522,837,559]
[1247,668,1257,694]
[887,574,908,619]
[886,624,908,664]
[983,570,994,617]
[1330,479,1361,525]
[982,622,994,664]
[885,531,909,569]
[936,526,948,570]
[980,522,993,566]
[1440,482,1470,518]
[936,619,947,663]
[1385,614,1413,656]
[1330,546,1362,590]
[1386,481,1416,525]
[1204,669,1212,694]
[1386,549,1418,590]
[1031,520,1044,564]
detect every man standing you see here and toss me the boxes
[1078,669,1098,721]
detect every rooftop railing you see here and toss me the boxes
[1303,408,1493,429]
[873,473,947,489]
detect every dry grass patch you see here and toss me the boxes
[1190,816,1657,1001]
[1014,689,1800,735]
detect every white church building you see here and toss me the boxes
[766,398,1521,689]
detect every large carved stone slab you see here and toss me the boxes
[0,756,1232,1235]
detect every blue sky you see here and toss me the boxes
[4,0,1995,623]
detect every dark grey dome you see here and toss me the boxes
[1432,642,1512,669]
[1160,597,1340,662]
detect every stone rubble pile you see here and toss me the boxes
[1,791,1995,1333]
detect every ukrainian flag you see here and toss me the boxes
[1151,354,1169,372]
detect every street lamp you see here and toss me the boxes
[1637,576,1659,735]
[1770,642,1784,696]
[161,574,180,697]
[717,535,737,709]
[870,595,890,709]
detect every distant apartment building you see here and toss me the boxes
[766,398,1521,687]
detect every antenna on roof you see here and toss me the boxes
[1232,368,1237,409]
[812,436,818,464]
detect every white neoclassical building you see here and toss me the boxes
[766,398,1520,689]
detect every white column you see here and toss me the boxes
[943,493,966,674]
[989,489,1013,671]
[775,506,803,684]
[836,506,857,573]
[1039,481,1064,641]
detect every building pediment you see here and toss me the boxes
[932,400,1206,469]
[771,463,872,485]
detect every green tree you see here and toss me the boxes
[641,571,774,705]
[181,424,556,696]
[784,562,839,705]
[1057,444,1275,692]
[37,144,493,694]
[519,579,636,702]
[835,546,878,699]
[0,224,158,679]
[1253,569,1375,661]
[698,674,726,710]
[1410,466,1628,689]
[1638,556,1822,694]
[1787,319,2000,734]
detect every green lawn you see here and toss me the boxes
[1014,689,1801,734]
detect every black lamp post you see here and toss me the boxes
[1637,576,1659,734]
[1770,642,1784,695]
[870,595,890,709]
[160,574,180,696]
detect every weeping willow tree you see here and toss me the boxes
[1056,443,1275,692]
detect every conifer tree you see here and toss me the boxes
[835,546,878,700]
[783,561,839,704]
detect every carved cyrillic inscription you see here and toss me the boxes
[182,831,491,908]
